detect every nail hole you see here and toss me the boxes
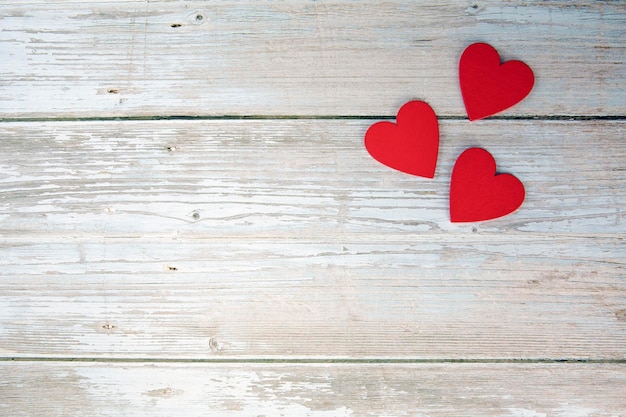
[187,10,207,25]
[209,337,220,352]
[192,211,200,220]
[472,227,478,233]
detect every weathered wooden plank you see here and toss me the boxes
[0,235,624,359]
[0,119,623,358]
[1,361,625,416]
[0,1,623,118]
[0,120,623,236]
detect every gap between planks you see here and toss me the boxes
[2,357,626,364]
[0,115,625,123]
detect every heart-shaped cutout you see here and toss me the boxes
[364,100,439,178]
[450,147,525,222]
[459,42,534,121]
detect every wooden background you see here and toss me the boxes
[1,1,624,415]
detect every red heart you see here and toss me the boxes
[364,100,439,178]
[459,42,534,121]
[450,147,525,222]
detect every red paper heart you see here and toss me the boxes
[364,100,439,178]
[459,42,534,121]
[450,147,525,222]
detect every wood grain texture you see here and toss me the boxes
[1,120,624,359]
[1,235,624,359]
[0,0,624,118]
[2,362,625,416]
[0,119,624,236]
[2,0,625,413]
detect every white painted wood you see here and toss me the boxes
[1,362,625,416]
[0,120,623,359]
[0,1,623,118]
[1,0,624,414]
[0,120,623,236]
[1,236,624,359]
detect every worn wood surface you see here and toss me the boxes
[0,120,624,361]
[0,1,624,118]
[1,0,625,415]
[2,362,626,416]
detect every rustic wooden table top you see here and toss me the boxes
[1,1,624,415]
